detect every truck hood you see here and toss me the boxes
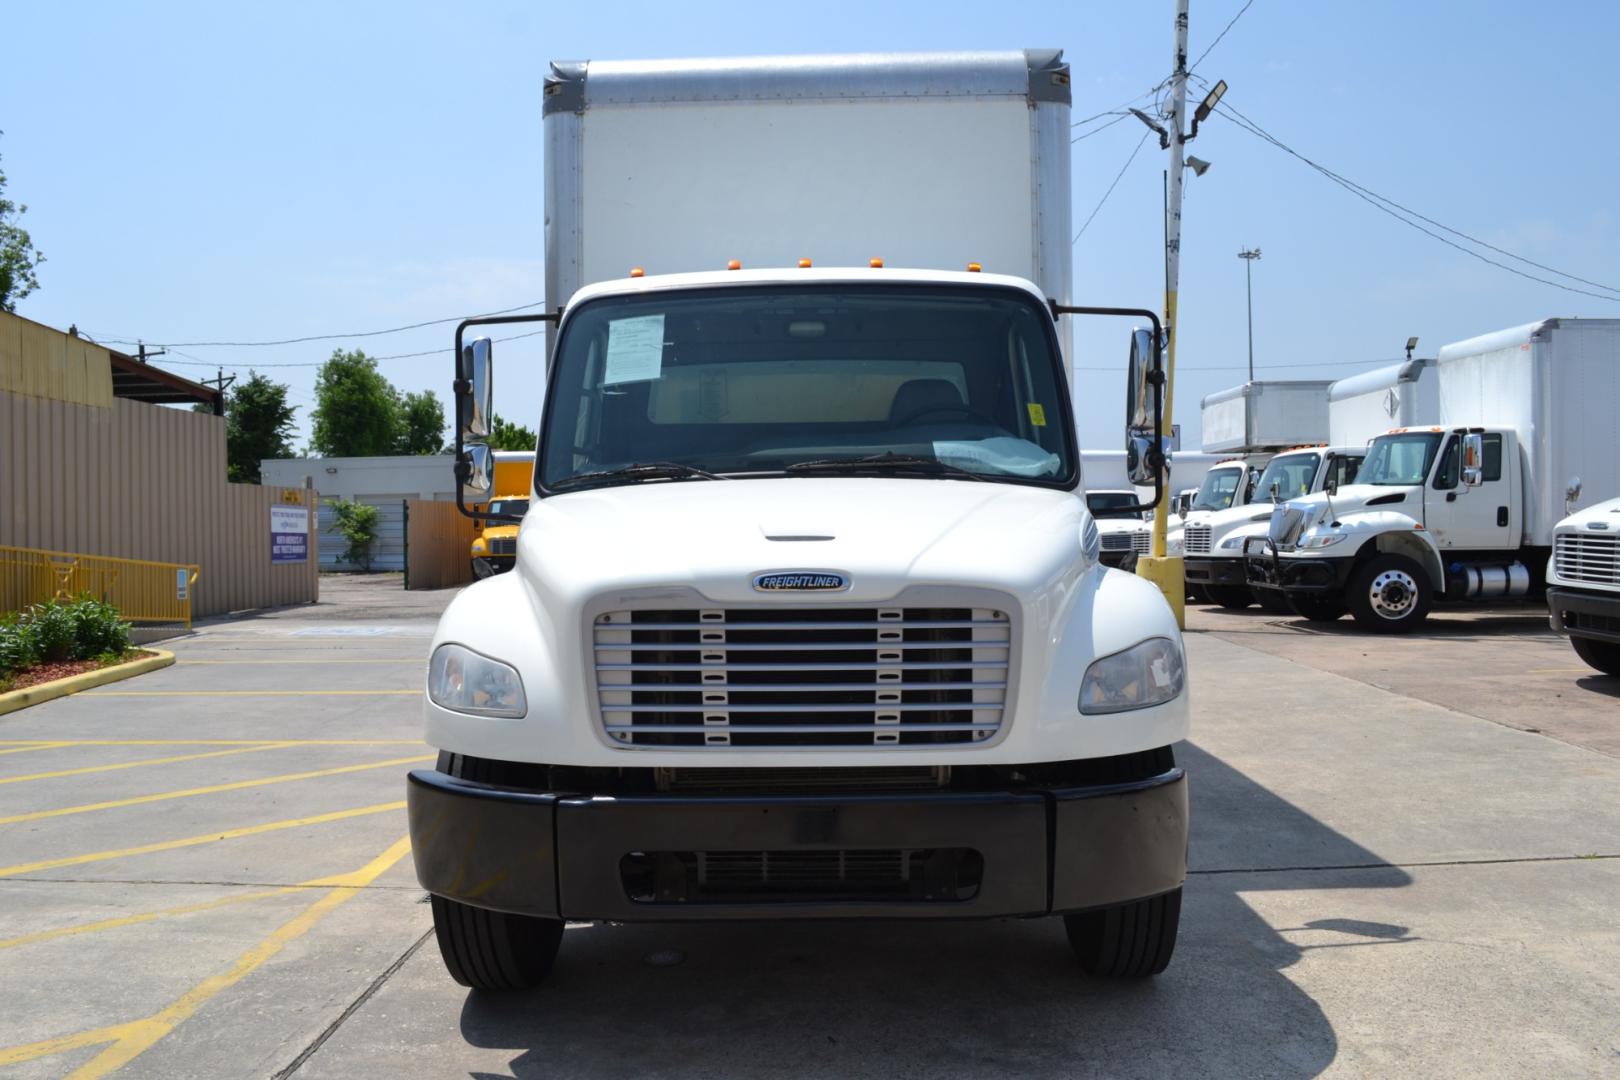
[1278,483,1418,520]
[1199,502,1279,536]
[1557,496,1620,531]
[517,477,1087,607]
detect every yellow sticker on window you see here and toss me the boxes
[1027,403,1047,427]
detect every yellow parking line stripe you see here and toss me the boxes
[0,754,433,825]
[0,801,405,878]
[0,835,413,1077]
[84,689,421,697]
[0,742,74,757]
[0,886,302,952]
[0,743,298,786]
[0,739,426,747]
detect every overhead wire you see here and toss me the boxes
[1189,0,1256,74]
[1073,130,1153,246]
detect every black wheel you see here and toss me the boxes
[1064,888,1182,978]
[1256,589,1293,615]
[430,751,565,990]
[1288,593,1348,623]
[1203,584,1253,610]
[1346,554,1431,633]
[1571,636,1620,677]
[1185,584,1207,605]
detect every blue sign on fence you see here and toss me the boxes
[270,504,308,563]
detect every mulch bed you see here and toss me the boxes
[2,651,156,693]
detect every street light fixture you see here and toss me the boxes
[1238,247,1262,382]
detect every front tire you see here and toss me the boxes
[1289,593,1348,623]
[1256,589,1293,615]
[430,751,565,990]
[1064,888,1182,978]
[1571,635,1620,677]
[1347,554,1431,633]
[1203,584,1253,610]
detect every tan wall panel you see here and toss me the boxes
[404,500,477,590]
[0,311,115,407]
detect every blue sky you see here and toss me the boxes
[5,1,1616,452]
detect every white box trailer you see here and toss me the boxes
[1437,318,1620,545]
[1327,358,1438,448]
[1200,381,1332,454]
[544,50,1074,364]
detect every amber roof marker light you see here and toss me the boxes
[798,258,812,268]
[869,258,884,268]
[726,259,742,270]
[966,262,982,272]
[629,267,645,278]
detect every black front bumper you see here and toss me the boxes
[1548,586,1620,645]
[1244,538,1355,594]
[407,765,1188,921]
[1184,556,1246,586]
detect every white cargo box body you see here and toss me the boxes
[543,50,1074,365]
[1199,381,1332,454]
[1328,358,1438,447]
[1437,318,1620,546]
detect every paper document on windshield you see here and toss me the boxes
[603,315,666,385]
[933,437,1060,478]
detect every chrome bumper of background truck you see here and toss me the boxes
[1243,537,1353,594]
[407,766,1188,921]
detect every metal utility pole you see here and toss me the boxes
[1238,247,1261,381]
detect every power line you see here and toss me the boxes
[85,297,549,350]
[141,327,551,373]
[1078,355,1397,372]
[1073,130,1153,246]
[1212,96,1620,303]
[1189,0,1256,73]
[1071,113,1132,143]
[1071,83,1169,128]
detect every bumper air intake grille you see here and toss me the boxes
[1184,524,1212,555]
[1555,534,1620,585]
[593,606,1012,749]
[620,848,984,903]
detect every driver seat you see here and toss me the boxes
[889,378,964,422]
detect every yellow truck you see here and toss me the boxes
[469,451,534,578]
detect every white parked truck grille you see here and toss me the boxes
[1132,530,1152,555]
[1554,533,1620,585]
[1184,524,1212,555]
[1100,533,1135,551]
[593,606,1011,749]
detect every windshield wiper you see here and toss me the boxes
[550,461,728,492]
[785,452,985,481]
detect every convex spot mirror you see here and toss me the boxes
[462,443,494,498]
[1462,433,1485,487]
[459,337,493,442]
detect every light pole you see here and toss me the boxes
[1238,247,1261,382]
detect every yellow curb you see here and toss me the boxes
[0,651,176,717]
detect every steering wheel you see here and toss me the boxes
[894,403,1000,428]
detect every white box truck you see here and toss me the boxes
[1200,380,1333,455]
[1247,318,1620,631]
[409,51,1190,991]
[1327,357,1438,448]
[1547,496,1620,676]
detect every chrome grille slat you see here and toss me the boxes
[594,604,1012,749]
[1555,534,1620,584]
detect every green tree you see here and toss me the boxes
[309,349,401,457]
[0,136,45,313]
[485,413,537,451]
[222,372,298,483]
[397,389,446,455]
[326,499,379,570]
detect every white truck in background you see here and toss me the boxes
[1248,319,1620,631]
[1328,356,1438,448]
[409,50,1192,992]
[1547,496,1620,677]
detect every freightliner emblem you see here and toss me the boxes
[753,571,849,592]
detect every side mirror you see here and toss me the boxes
[1269,481,1281,503]
[1125,326,1165,486]
[462,443,494,498]
[1461,433,1485,486]
[1125,327,1155,430]
[459,337,494,441]
[1326,478,1339,497]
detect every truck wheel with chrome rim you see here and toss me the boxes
[1202,584,1253,610]
[429,753,565,990]
[1347,554,1430,633]
[1571,636,1620,677]
[1064,887,1181,978]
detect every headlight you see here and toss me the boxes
[428,644,526,718]
[1299,532,1346,549]
[1079,637,1185,715]
[1219,535,1246,550]
[471,538,487,554]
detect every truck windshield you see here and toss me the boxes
[539,285,1075,491]
[1361,433,1442,485]
[1191,467,1242,511]
[486,499,529,518]
[1086,491,1144,519]
[1252,452,1320,503]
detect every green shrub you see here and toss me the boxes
[327,499,380,570]
[28,601,77,662]
[70,595,131,658]
[0,614,40,674]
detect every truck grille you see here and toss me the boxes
[1133,530,1152,555]
[1555,533,1620,584]
[1184,524,1212,554]
[593,606,1012,748]
[1100,532,1135,551]
[487,537,517,556]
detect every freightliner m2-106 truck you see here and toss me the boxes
[1547,496,1620,676]
[1248,319,1620,631]
[407,52,1190,990]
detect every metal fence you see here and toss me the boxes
[0,545,199,628]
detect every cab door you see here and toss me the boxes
[1422,433,1512,549]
